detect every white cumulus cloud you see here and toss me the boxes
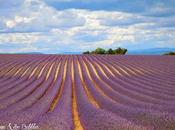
[0,0,174,53]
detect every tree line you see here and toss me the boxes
[83,47,127,55]
[164,52,175,55]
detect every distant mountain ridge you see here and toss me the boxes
[127,48,175,55]
[0,52,43,54]
[18,52,43,54]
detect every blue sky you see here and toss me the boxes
[0,0,175,53]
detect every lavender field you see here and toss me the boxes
[0,54,175,130]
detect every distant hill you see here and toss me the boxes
[60,52,81,54]
[0,52,44,54]
[17,52,44,54]
[127,48,175,55]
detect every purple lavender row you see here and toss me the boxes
[0,55,33,83]
[107,55,175,83]
[0,55,46,89]
[92,56,175,103]
[0,55,39,82]
[0,55,24,70]
[0,55,35,75]
[0,55,52,94]
[98,55,175,92]
[0,55,53,101]
[34,57,74,130]
[82,56,174,111]
[78,56,175,130]
[1,56,65,125]
[86,56,175,109]
[1,55,61,115]
[106,56,175,98]
[111,55,175,83]
[92,55,175,99]
[76,56,150,130]
[0,56,57,112]
[112,55,175,74]
[105,55,175,87]
[0,54,32,67]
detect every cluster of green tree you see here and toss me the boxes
[83,47,127,55]
[164,52,175,55]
